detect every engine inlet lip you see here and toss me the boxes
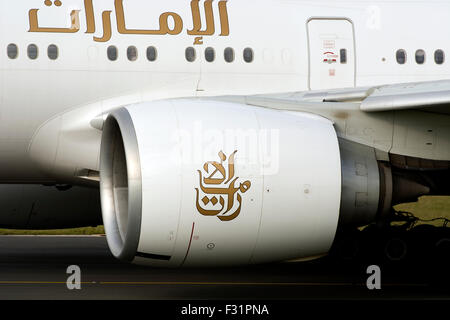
[100,108,142,262]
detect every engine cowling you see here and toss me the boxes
[100,99,342,267]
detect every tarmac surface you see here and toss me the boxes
[0,235,448,300]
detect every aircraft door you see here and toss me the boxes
[307,18,355,90]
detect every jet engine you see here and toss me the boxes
[99,99,343,267]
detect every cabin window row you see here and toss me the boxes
[187,47,255,63]
[396,49,445,65]
[107,45,158,62]
[7,43,59,60]
[106,46,254,63]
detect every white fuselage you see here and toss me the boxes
[0,0,449,182]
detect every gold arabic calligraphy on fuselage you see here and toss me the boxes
[195,151,251,222]
[29,0,230,44]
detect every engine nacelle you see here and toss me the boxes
[100,99,342,267]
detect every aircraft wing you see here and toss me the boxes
[304,80,450,115]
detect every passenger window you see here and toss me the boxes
[224,47,234,63]
[434,49,445,65]
[47,44,58,60]
[107,46,118,61]
[340,49,347,64]
[396,49,407,64]
[127,46,138,61]
[185,47,196,62]
[415,49,426,64]
[146,46,157,62]
[205,47,215,62]
[7,44,18,59]
[243,48,254,63]
[27,44,38,60]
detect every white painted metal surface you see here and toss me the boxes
[308,19,355,90]
[0,0,448,264]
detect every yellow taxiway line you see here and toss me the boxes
[0,281,428,287]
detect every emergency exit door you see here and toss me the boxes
[307,18,355,90]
